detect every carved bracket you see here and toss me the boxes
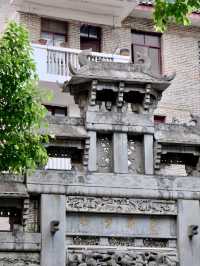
[117,82,124,108]
[89,80,97,106]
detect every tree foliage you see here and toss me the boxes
[0,22,48,174]
[154,0,200,32]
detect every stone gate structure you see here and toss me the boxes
[1,55,200,266]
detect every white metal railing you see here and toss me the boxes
[45,157,71,170]
[32,44,130,83]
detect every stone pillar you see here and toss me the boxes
[144,134,154,175]
[113,132,128,173]
[178,200,200,266]
[88,131,97,172]
[41,194,66,266]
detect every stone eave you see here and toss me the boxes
[155,139,200,147]
[40,124,88,139]
[155,124,200,146]
[0,182,28,198]
[69,74,170,90]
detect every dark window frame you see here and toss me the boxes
[45,105,68,116]
[131,30,162,74]
[154,115,166,124]
[41,18,68,46]
[80,24,101,52]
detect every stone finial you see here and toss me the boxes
[135,51,151,72]
[78,49,92,67]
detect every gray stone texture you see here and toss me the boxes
[41,194,66,266]
[178,200,200,266]
[113,133,128,173]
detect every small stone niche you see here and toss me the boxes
[97,133,113,172]
[0,199,23,231]
[46,141,84,171]
[124,91,144,113]
[128,135,144,174]
[158,152,199,176]
[96,89,117,112]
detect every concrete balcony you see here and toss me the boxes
[32,44,130,83]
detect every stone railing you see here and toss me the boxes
[32,44,130,83]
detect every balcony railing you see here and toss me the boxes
[45,157,71,170]
[32,44,130,83]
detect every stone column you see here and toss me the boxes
[41,194,66,266]
[144,134,154,175]
[178,200,200,266]
[113,132,128,173]
[88,131,97,172]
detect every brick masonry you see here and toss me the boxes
[19,12,41,42]
[123,17,200,123]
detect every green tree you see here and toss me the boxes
[154,0,200,31]
[0,22,48,174]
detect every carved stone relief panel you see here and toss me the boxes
[73,236,100,246]
[108,237,135,247]
[0,252,40,265]
[66,249,179,266]
[24,198,40,233]
[128,136,144,174]
[97,134,113,172]
[66,197,177,215]
[143,238,168,248]
[68,236,174,249]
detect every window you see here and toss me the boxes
[132,31,161,74]
[45,146,83,170]
[0,208,22,231]
[80,24,101,52]
[41,18,67,47]
[45,105,67,117]
[154,115,166,124]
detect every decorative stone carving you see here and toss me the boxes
[73,236,100,246]
[24,198,40,233]
[66,197,177,215]
[89,80,97,106]
[117,82,124,108]
[154,142,162,172]
[97,135,113,172]
[108,237,135,247]
[22,198,30,229]
[67,249,178,266]
[143,239,169,248]
[83,138,90,168]
[128,138,144,174]
[0,252,40,265]
[143,84,151,111]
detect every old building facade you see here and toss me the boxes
[0,0,200,266]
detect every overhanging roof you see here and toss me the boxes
[12,0,138,26]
